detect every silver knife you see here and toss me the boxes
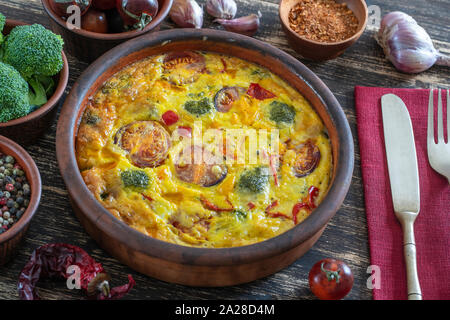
[381,93,422,300]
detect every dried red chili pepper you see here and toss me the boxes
[247,83,276,100]
[17,243,135,300]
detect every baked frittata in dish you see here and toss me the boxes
[76,51,332,248]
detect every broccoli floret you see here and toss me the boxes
[121,169,149,189]
[237,167,269,194]
[232,209,248,221]
[2,24,64,107]
[269,101,296,125]
[0,12,5,45]
[184,98,213,116]
[0,62,30,122]
[0,13,5,31]
[83,111,101,125]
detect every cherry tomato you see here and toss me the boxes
[309,258,354,300]
[116,0,158,29]
[49,0,91,18]
[214,87,245,113]
[92,0,116,10]
[105,8,125,33]
[114,121,171,168]
[81,9,108,33]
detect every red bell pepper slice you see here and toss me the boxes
[200,196,234,212]
[246,83,276,100]
[162,110,179,126]
[292,186,320,224]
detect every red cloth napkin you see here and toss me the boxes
[355,86,450,300]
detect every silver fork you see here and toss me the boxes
[427,89,450,184]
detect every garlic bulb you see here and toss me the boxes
[170,0,203,29]
[206,0,237,20]
[215,12,261,36]
[376,11,449,73]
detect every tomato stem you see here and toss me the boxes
[320,262,341,283]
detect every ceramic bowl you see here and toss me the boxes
[56,29,354,286]
[279,0,368,61]
[0,135,42,265]
[41,0,173,62]
[0,20,69,146]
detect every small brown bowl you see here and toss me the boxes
[0,135,42,265]
[56,29,354,287]
[41,0,173,62]
[0,20,69,146]
[279,0,368,61]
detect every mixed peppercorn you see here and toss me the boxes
[0,153,30,234]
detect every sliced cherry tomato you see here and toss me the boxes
[292,140,321,177]
[105,8,125,33]
[161,110,179,126]
[81,9,108,33]
[92,0,116,10]
[162,51,206,85]
[309,258,354,300]
[246,83,276,100]
[214,87,244,113]
[49,0,91,17]
[174,145,228,187]
[114,121,171,168]
[116,0,158,29]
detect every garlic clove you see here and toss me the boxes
[390,49,438,74]
[170,0,203,29]
[206,0,237,20]
[214,12,262,36]
[376,11,449,73]
[379,11,417,35]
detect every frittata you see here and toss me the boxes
[76,51,332,248]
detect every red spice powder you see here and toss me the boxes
[289,0,359,43]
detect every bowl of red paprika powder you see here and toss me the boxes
[279,0,368,61]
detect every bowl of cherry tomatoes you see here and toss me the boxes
[41,0,173,62]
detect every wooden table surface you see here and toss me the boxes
[0,0,448,300]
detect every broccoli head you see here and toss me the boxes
[3,24,64,78]
[237,166,269,194]
[0,62,30,122]
[269,101,296,125]
[184,98,213,116]
[121,169,150,189]
[2,24,64,107]
[0,12,5,44]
